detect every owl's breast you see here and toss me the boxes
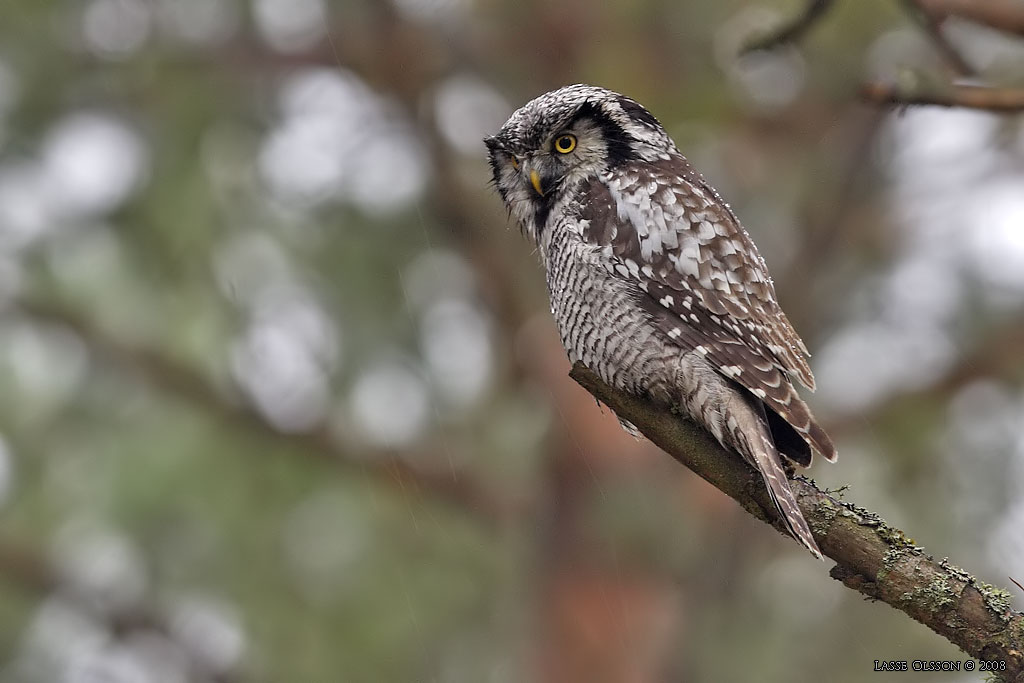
[542,218,683,398]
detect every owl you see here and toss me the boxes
[484,84,835,559]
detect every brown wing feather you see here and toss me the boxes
[578,158,836,463]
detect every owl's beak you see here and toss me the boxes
[529,169,545,197]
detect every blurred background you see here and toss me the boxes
[0,0,1023,681]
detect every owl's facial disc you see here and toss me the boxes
[486,85,670,242]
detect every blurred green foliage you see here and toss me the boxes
[0,0,1022,681]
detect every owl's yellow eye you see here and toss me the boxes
[554,134,577,154]
[510,156,520,170]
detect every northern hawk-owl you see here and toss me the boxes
[484,84,836,558]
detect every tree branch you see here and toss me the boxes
[916,0,1024,38]
[900,0,978,76]
[570,364,1024,681]
[861,81,1024,111]
[740,0,837,54]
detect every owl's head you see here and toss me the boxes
[484,84,674,243]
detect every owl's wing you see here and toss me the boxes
[578,158,835,463]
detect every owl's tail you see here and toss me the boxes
[728,395,824,560]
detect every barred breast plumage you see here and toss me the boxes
[485,84,835,559]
